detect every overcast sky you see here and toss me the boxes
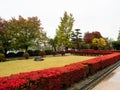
[1,0,120,40]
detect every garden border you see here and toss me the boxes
[67,59,120,90]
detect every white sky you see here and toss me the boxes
[1,0,120,40]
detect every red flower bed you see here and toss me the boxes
[82,57,102,74]
[0,63,88,90]
[70,50,113,56]
[100,53,120,68]
[82,53,120,74]
[58,63,88,87]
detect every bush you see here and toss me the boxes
[7,52,16,58]
[0,53,6,62]
[45,50,52,55]
[0,61,87,90]
[33,50,40,56]
[23,52,29,59]
[60,50,65,56]
[27,50,34,56]
[52,51,57,56]
[39,51,46,57]
[16,52,24,57]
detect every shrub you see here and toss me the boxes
[0,46,4,53]
[45,50,52,55]
[33,50,40,56]
[0,61,88,90]
[28,50,34,56]
[39,51,46,57]
[52,51,57,56]
[23,52,29,59]
[6,52,16,58]
[60,50,65,56]
[0,53,6,62]
[16,52,24,57]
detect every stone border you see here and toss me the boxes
[66,60,120,90]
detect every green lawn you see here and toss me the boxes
[0,55,95,77]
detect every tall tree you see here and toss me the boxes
[8,16,43,51]
[56,12,74,50]
[71,29,82,50]
[0,18,13,56]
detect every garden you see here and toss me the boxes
[1,13,120,90]
[1,50,120,90]
[0,54,94,77]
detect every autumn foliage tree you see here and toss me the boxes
[0,18,13,56]
[56,12,74,50]
[84,31,102,44]
[8,16,43,51]
[92,38,107,50]
[83,31,107,50]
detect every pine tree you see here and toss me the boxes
[71,29,82,50]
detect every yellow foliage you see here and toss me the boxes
[92,38,107,49]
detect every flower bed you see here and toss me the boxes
[82,57,102,74]
[100,53,120,68]
[70,50,114,56]
[0,63,88,90]
[81,53,120,74]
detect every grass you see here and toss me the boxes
[0,55,95,77]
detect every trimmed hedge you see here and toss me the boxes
[0,63,87,90]
[82,57,101,74]
[82,53,120,74]
[70,50,113,56]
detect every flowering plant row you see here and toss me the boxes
[1,53,120,90]
[70,49,115,56]
[82,53,120,74]
[0,62,88,90]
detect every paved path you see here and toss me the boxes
[92,66,120,90]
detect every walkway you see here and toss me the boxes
[92,66,120,90]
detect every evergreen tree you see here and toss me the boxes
[71,29,82,50]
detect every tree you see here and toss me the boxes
[117,30,120,41]
[56,12,74,50]
[112,41,120,50]
[84,31,102,44]
[49,36,58,51]
[105,38,114,50]
[112,30,120,50]
[83,31,103,49]
[8,16,43,51]
[92,38,107,50]
[71,29,82,50]
[0,18,13,56]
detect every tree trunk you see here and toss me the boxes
[25,45,28,52]
[4,48,7,57]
